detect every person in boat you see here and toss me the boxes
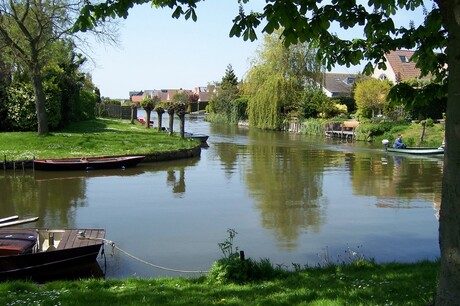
[393,134,406,149]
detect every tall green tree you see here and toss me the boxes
[0,0,115,135]
[76,0,457,303]
[208,64,240,122]
[221,64,238,91]
[244,32,322,129]
[354,79,391,118]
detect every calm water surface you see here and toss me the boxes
[0,114,443,278]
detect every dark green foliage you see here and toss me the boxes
[388,80,447,120]
[207,65,242,124]
[80,88,97,120]
[0,78,9,131]
[5,81,61,131]
[208,229,286,284]
[355,122,395,141]
[299,87,331,119]
[221,64,238,91]
[338,96,356,114]
[232,97,248,121]
[208,254,286,284]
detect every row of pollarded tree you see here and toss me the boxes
[139,91,192,138]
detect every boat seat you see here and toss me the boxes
[0,230,38,256]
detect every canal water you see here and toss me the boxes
[0,114,443,279]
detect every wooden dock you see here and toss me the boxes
[325,121,360,139]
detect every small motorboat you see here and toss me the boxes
[382,139,444,155]
[34,155,145,171]
[0,228,105,280]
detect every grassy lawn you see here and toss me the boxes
[0,118,198,160]
[0,261,438,305]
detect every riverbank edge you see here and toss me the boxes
[1,260,439,305]
[0,145,202,170]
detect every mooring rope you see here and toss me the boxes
[81,236,208,274]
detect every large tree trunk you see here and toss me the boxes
[31,67,48,135]
[179,114,185,139]
[435,0,460,303]
[145,109,151,129]
[157,111,163,131]
[418,121,426,146]
[168,110,174,136]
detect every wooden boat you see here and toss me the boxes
[34,155,145,171]
[0,228,105,280]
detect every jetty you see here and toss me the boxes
[325,121,360,139]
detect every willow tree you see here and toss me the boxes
[244,32,322,130]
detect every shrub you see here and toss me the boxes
[207,229,286,284]
[6,81,61,131]
[425,118,434,127]
[80,88,97,120]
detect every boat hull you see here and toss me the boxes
[34,155,145,171]
[386,147,444,155]
[0,228,105,281]
[184,132,209,143]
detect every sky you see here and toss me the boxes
[85,1,425,99]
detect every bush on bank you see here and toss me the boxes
[301,118,445,147]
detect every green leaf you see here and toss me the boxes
[230,24,242,38]
[191,9,197,22]
[172,6,182,19]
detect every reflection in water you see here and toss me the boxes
[0,170,86,227]
[0,116,444,278]
[243,130,328,250]
[167,169,186,196]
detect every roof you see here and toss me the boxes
[384,50,422,82]
[322,73,356,97]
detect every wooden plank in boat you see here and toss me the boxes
[0,216,19,223]
[78,229,104,247]
[57,229,104,249]
[56,229,74,250]
[0,217,39,228]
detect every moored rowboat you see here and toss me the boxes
[184,132,209,143]
[34,155,145,171]
[0,228,105,280]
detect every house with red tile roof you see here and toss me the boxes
[372,50,427,83]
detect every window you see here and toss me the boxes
[345,77,355,84]
[399,55,409,63]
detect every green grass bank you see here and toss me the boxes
[0,118,199,162]
[1,260,438,305]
